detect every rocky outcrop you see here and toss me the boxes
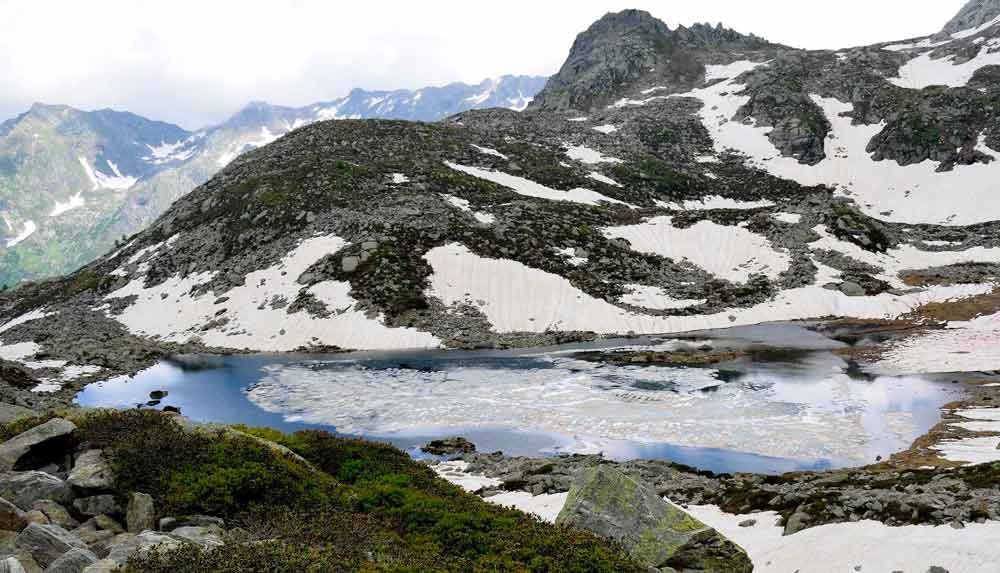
[420,437,477,456]
[556,466,752,572]
[530,10,775,112]
[0,414,227,569]
[941,0,1000,35]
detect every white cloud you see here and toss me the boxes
[0,0,966,129]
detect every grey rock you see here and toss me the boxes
[556,465,752,572]
[72,497,119,518]
[125,493,154,534]
[158,515,223,533]
[0,419,76,472]
[927,568,950,573]
[0,473,72,509]
[838,281,866,297]
[15,524,87,568]
[43,548,97,573]
[170,525,224,549]
[738,519,757,528]
[67,451,112,492]
[783,508,812,536]
[0,496,28,531]
[341,256,361,273]
[31,502,77,531]
[105,531,186,565]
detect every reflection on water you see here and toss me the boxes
[76,325,963,475]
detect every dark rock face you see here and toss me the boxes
[555,465,752,572]
[941,0,1000,35]
[530,10,775,112]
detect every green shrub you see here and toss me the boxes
[77,410,643,572]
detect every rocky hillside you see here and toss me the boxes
[0,76,547,287]
[1,2,1000,398]
[0,407,653,572]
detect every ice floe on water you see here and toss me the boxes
[244,349,957,464]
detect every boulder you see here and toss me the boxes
[66,451,112,492]
[0,419,76,471]
[0,496,28,531]
[0,473,73,509]
[31,502,77,531]
[43,548,97,573]
[104,531,186,566]
[0,556,26,573]
[158,514,223,533]
[556,466,752,573]
[170,525,223,549]
[125,493,154,534]
[72,497,119,519]
[14,523,87,568]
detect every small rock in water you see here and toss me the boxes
[149,390,168,400]
[163,406,181,414]
[421,437,477,456]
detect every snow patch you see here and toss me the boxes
[592,124,619,135]
[656,196,775,211]
[440,194,495,224]
[890,49,1000,89]
[684,504,1000,573]
[106,234,441,351]
[471,145,508,160]
[5,220,36,248]
[681,82,1000,225]
[78,157,137,190]
[50,193,85,217]
[446,163,632,207]
[564,144,623,165]
[423,243,989,337]
[620,285,705,310]
[704,60,768,81]
[604,217,791,283]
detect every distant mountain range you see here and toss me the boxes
[0,75,547,286]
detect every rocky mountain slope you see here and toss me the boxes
[1,2,1000,399]
[0,76,547,287]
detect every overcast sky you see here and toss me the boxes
[0,0,967,129]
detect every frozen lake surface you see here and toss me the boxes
[76,324,964,474]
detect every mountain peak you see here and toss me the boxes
[941,0,1000,34]
[529,9,773,112]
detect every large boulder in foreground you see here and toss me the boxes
[556,466,752,573]
[0,418,76,471]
